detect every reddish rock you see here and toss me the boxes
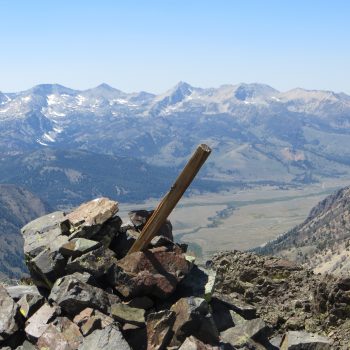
[108,246,191,299]
[37,324,71,350]
[37,317,83,350]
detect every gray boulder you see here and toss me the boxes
[78,324,131,350]
[0,286,21,342]
[220,318,269,348]
[21,211,67,259]
[5,286,40,302]
[27,248,66,289]
[49,274,119,315]
[59,238,101,258]
[65,246,117,278]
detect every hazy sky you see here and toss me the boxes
[1,0,349,94]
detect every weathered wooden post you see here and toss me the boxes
[128,143,212,254]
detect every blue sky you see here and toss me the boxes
[1,0,349,93]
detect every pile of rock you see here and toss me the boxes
[211,251,350,349]
[0,197,341,349]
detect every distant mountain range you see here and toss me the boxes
[2,82,350,187]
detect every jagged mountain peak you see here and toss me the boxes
[81,83,125,99]
[152,81,195,110]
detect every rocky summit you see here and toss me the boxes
[0,197,348,349]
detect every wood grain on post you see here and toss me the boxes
[128,144,212,254]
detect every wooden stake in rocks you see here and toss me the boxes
[128,144,212,254]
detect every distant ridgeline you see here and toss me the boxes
[255,185,350,275]
[1,82,350,188]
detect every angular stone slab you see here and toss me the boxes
[146,310,176,350]
[108,246,191,299]
[21,211,67,259]
[37,317,83,350]
[77,324,131,350]
[110,303,145,326]
[0,285,21,342]
[59,238,101,258]
[220,318,268,348]
[25,303,59,340]
[67,198,118,239]
[18,293,44,319]
[280,331,332,349]
[170,297,219,346]
[49,274,119,315]
[5,285,40,302]
[65,246,117,278]
[28,248,67,289]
